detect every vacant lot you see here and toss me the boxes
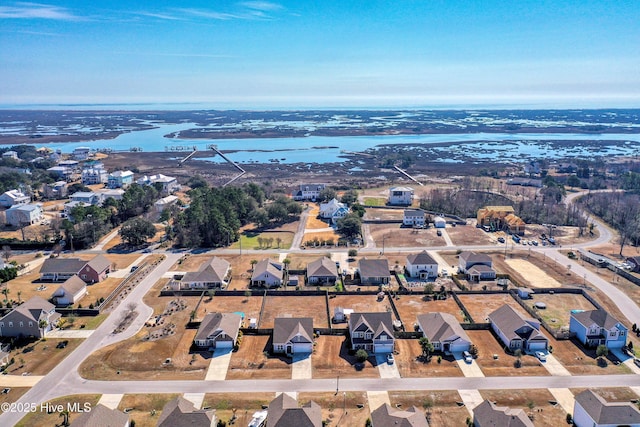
[528,293,597,331]
[466,330,548,377]
[364,208,403,221]
[393,295,465,327]
[285,254,334,271]
[227,335,292,379]
[198,295,263,326]
[3,270,51,305]
[457,294,529,323]
[260,295,329,328]
[4,338,82,376]
[447,226,493,246]
[202,392,274,427]
[118,393,181,427]
[388,390,469,427]
[329,294,396,327]
[231,229,294,251]
[312,335,380,379]
[81,277,123,308]
[300,391,370,427]
[479,389,567,427]
[505,258,561,288]
[302,230,341,247]
[369,225,445,248]
[548,336,632,376]
[15,394,101,427]
[394,339,463,378]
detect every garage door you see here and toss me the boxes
[450,343,470,353]
[374,344,394,354]
[215,340,233,349]
[527,341,547,351]
[293,343,313,353]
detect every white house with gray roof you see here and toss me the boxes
[51,275,87,306]
[267,393,322,427]
[473,399,533,427]
[371,403,429,427]
[406,251,438,279]
[349,312,394,354]
[0,296,60,338]
[177,257,231,290]
[573,390,640,427]
[459,251,496,281]
[273,317,314,355]
[388,186,414,205]
[251,258,284,288]
[5,203,43,226]
[293,183,326,201]
[488,304,548,352]
[358,258,390,285]
[402,208,426,227]
[417,312,471,354]
[194,312,242,350]
[0,189,29,208]
[306,257,338,285]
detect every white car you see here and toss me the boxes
[535,351,547,362]
[463,350,473,363]
[386,353,395,365]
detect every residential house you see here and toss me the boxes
[0,296,60,338]
[573,389,640,427]
[403,209,426,227]
[371,403,429,427]
[626,256,640,273]
[349,312,395,354]
[569,309,628,350]
[157,396,216,427]
[42,181,68,199]
[416,312,471,354]
[458,251,496,281]
[504,213,526,235]
[70,404,130,427]
[358,258,390,285]
[293,183,326,201]
[0,189,29,208]
[180,257,231,290]
[51,275,87,306]
[472,400,534,427]
[267,393,322,427]
[39,254,111,283]
[273,317,314,355]
[69,191,100,205]
[405,251,438,279]
[319,198,349,224]
[137,174,180,195]
[72,147,91,160]
[488,304,548,352]
[107,170,134,189]
[5,203,43,226]
[433,216,446,228]
[96,188,125,203]
[46,166,74,180]
[2,151,18,160]
[477,206,526,235]
[81,163,108,185]
[251,258,284,288]
[154,195,179,213]
[388,186,414,205]
[193,312,242,350]
[306,257,338,285]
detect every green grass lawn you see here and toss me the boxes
[230,231,294,250]
[363,197,386,206]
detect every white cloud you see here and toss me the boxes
[240,1,283,12]
[0,2,81,20]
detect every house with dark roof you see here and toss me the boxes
[416,312,471,354]
[358,258,390,285]
[39,255,111,283]
[458,251,496,281]
[179,257,231,290]
[306,257,338,285]
[403,209,426,227]
[406,251,438,279]
[194,312,242,350]
[472,400,533,427]
[70,403,130,427]
[51,275,87,306]
[0,296,60,338]
[273,317,314,355]
[573,389,640,427]
[293,184,326,201]
[157,396,216,427]
[569,309,628,350]
[488,305,548,352]
[267,393,322,427]
[371,403,429,427]
[349,312,395,354]
[251,258,284,288]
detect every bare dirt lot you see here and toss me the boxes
[446,225,494,246]
[466,330,548,377]
[527,293,597,330]
[312,335,380,379]
[388,390,469,427]
[299,391,370,427]
[369,224,446,248]
[329,294,397,327]
[117,393,181,427]
[227,335,292,380]
[394,339,464,378]
[260,295,329,328]
[548,336,632,376]
[479,389,567,427]
[392,295,465,327]
[4,338,82,376]
[505,258,561,288]
[198,295,263,326]
[570,387,639,402]
[457,294,530,323]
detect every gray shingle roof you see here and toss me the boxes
[371,403,429,427]
[86,254,111,273]
[13,296,55,322]
[40,258,87,275]
[194,312,242,343]
[157,396,216,427]
[459,251,492,266]
[417,312,470,346]
[575,390,640,425]
[273,318,313,346]
[306,257,338,279]
[70,403,129,427]
[488,305,547,343]
[407,251,437,266]
[358,258,390,278]
[267,393,322,427]
[473,400,534,427]
[349,312,394,338]
[182,257,230,284]
[571,309,623,330]
[251,258,283,281]
[56,275,86,297]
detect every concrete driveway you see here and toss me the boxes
[455,355,484,378]
[375,354,401,379]
[291,353,312,380]
[540,354,571,376]
[205,348,233,381]
[458,389,484,416]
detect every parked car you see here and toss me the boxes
[535,351,547,362]
[386,353,395,365]
[463,351,473,363]
[436,230,442,236]
[497,237,505,243]
[56,340,68,349]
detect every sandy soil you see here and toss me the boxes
[457,294,530,323]
[505,258,561,288]
[479,389,568,427]
[311,335,380,379]
[394,339,464,378]
[260,295,329,328]
[227,335,292,380]
[392,295,465,327]
[387,390,470,427]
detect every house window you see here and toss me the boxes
[365,333,372,339]
[620,331,625,336]
[28,322,33,327]
[609,331,616,337]
[19,322,23,327]
[8,322,12,327]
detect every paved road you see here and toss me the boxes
[290,205,311,249]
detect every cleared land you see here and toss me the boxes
[457,294,530,323]
[15,394,101,427]
[202,392,274,427]
[299,391,370,427]
[260,295,329,328]
[311,335,380,379]
[505,258,561,288]
[226,335,292,380]
[446,225,494,246]
[479,389,567,427]
[388,390,469,427]
[369,224,446,248]
[329,294,396,326]
[4,338,82,376]
[527,293,597,330]
[198,295,263,326]
[392,295,465,327]
[118,393,181,427]
[394,339,464,378]
[569,387,638,402]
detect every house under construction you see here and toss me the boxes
[477,206,526,235]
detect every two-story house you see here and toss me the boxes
[349,312,394,354]
[5,203,43,226]
[569,309,628,350]
[107,170,134,189]
[293,184,326,201]
[273,317,314,355]
[458,251,496,281]
[251,258,284,288]
[319,198,349,224]
[388,186,414,205]
[403,209,426,227]
[358,258,390,285]
[0,296,60,338]
[405,251,438,279]
[81,163,108,185]
[0,189,29,208]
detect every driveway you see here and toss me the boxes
[205,348,233,381]
[540,354,571,376]
[366,390,390,411]
[611,348,640,375]
[375,355,400,379]
[455,355,484,378]
[46,330,95,339]
[458,389,484,416]
[291,353,312,380]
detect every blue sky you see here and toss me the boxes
[1,1,639,108]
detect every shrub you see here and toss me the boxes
[355,348,369,363]
[348,249,358,257]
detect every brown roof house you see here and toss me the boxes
[194,312,242,350]
[358,258,390,285]
[251,258,284,288]
[51,275,87,306]
[0,296,60,338]
[458,252,496,281]
[573,389,640,427]
[266,393,322,427]
[416,312,471,354]
[70,404,130,427]
[477,206,525,235]
[349,312,394,354]
[39,255,111,284]
[179,257,231,290]
[157,396,216,427]
[306,257,338,285]
[488,305,548,352]
[472,399,534,427]
[371,403,429,427]
[273,317,314,355]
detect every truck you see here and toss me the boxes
[548,237,556,245]
[512,235,521,244]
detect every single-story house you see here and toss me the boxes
[371,403,429,427]
[433,216,446,228]
[293,183,325,201]
[157,396,216,427]
[403,209,426,227]
[0,296,61,338]
[0,189,29,208]
[405,251,438,279]
[194,312,242,350]
[273,317,314,355]
[473,399,534,427]
[51,275,87,306]
[388,186,413,205]
[569,309,628,350]
[306,257,338,285]
[458,251,496,281]
[416,312,471,354]
[267,393,322,427]
[70,404,130,427]
[573,389,640,427]
[40,255,111,283]
[488,304,548,352]
[358,258,390,285]
[5,203,43,226]
[180,257,231,289]
[251,258,284,288]
[349,312,395,354]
